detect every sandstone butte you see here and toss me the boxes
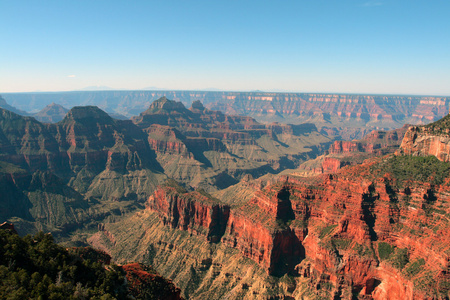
[89,115,450,299]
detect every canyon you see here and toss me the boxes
[0,95,449,299]
[0,97,329,236]
[89,115,449,299]
[2,91,449,140]
[92,143,450,299]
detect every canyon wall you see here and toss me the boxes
[400,115,450,161]
[140,159,450,299]
[2,92,448,135]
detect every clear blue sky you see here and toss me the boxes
[1,0,449,95]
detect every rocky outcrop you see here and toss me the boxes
[321,157,342,173]
[147,184,230,243]
[329,125,408,156]
[291,125,408,177]
[0,106,160,176]
[142,153,450,299]
[400,116,450,161]
[32,102,68,123]
[328,140,369,154]
[122,263,182,300]
[0,222,17,234]
[132,98,330,191]
[0,95,29,116]
[147,183,305,275]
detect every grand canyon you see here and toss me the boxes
[0,91,449,299]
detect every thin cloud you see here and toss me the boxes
[67,75,76,78]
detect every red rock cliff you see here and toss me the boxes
[146,155,450,299]
[147,185,230,243]
[400,125,450,161]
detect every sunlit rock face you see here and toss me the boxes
[142,160,450,299]
[400,124,450,162]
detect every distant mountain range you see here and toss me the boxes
[78,85,115,91]
[1,90,449,140]
[0,95,126,123]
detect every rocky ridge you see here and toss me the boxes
[32,102,69,123]
[287,125,409,177]
[90,117,450,299]
[0,97,330,237]
[97,154,450,299]
[132,97,331,191]
[400,114,450,161]
[3,91,449,139]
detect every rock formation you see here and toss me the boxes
[400,114,450,161]
[132,97,331,191]
[32,102,69,123]
[1,96,450,299]
[3,91,449,125]
[290,125,409,177]
[90,116,450,299]
[0,97,330,236]
[116,153,449,299]
[122,263,183,300]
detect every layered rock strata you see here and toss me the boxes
[143,157,450,299]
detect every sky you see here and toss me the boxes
[1,0,449,96]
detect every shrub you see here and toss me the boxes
[390,247,409,270]
[378,242,395,260]
[319,225,337,239]
[405,258,425,278]
[371,155,450,187]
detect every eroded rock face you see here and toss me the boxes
[329,125,409,156]
[291,125,408,177]
[145,159,450,299]
[400,125,450,161]
[0,106,158,176]
[132,98,331,191]
[32,103,69,123]
[147,186,230,243]
[4,91,449,126]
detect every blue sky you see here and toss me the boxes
[1,0,449,95]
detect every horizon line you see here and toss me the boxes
[1,89,449,98]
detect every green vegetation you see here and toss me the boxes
[390,247,409,270]
[321,237,352,252]
[353,243,376,259]
[0,230,129,299]
[372,155,450,186]
[0,229,180,299]
[414,271,437,293]
[438,279,450,298]
[319,224,337,239]
[378,242,395,260]
[0,161,26,174]
[123,263,180,300]
[405,258,425,278]
[163,178,187,194]
[331,238,352,250]
[424,114,450,134]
